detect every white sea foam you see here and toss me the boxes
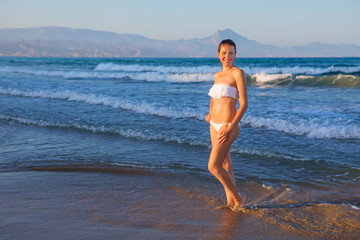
[262,184,273,190]
[2,63,360,83]
[250,72,292,83]
[0,114,300,160]
[95,63,219,74]
[2,87,359,139]
[230,144,308,161]
[4,63,360,78]
[243,115,360,139]
[0,114,207,147]
[133,72,213,82]
[336,74,357,80]
[96,63,360,76]
[2,88,359,139]
[0,88,204,120]
[243,65,360,75]
[296,75,314,79]
[0,66,214,82]
[351,205,360,210]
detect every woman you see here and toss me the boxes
[205,39,248,211]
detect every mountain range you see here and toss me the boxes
[0,27,359,57]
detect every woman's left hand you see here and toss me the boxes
[205,114,211,123]
[217,125,232,144]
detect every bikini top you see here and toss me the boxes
[208,84,239,99]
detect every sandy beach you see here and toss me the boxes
[1,170,359,240]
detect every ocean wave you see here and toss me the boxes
[0,114,207,147]
[295,74,360,87]
[0,66,214,82]
[243,115,360,139]
[250,73,292,83]
[95,62,219,74]
[249,73,360,87]
[28,162,167,175]
[0,114,301,161]
[95,63,360,76]
[0,88,205,120]
[2,88,359,140]
[230,145,309,161]
[2,64,360,85]
[2,88,359,139]
[243,65,360,75]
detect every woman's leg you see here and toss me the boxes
[209,125,244,207]
[223,151,235,183]
[209,126,233,206]
[223,152,236,205]
[209,125,237,206]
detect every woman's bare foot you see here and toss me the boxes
[230,205,246,213]
[238,193,246,207]
[215,204,232,210]
[231,193,246,212]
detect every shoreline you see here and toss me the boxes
[1,170,358,240]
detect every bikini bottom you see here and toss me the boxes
[210,120,231,132]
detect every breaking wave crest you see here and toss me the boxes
[94,62,218,74]
[0,114,304,160]
[2,87,359,139]
[2,62,360,86]
[249,73,360,87]
[0,66,214,82]
[0,114,202,146]
[95,63,360,75]
[0,88,204,119]
[243,115,360,139]
[243,65,360,75]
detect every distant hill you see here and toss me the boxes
[0,27,359,57]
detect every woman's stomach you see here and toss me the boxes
[210,98,236,123]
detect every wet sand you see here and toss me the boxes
[1,170,358,240]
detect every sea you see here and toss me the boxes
[1,57,359,239]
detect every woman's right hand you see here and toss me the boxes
[205,114,211,123]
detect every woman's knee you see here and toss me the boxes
[208,162,220,175]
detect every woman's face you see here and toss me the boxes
[218,44,236,67]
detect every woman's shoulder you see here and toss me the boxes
[231,67,246,88]
[231,67,245,79]
[231,66,244,75]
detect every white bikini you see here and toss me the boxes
[208,84,239,132]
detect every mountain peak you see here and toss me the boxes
[213,28,239,40]
[203,28,249,46]
[217,28,237,35]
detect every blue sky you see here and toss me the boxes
[1,0,359,47]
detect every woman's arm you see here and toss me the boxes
[218,69,248,143]
[205,97,213,123]
[231,69,248,127]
